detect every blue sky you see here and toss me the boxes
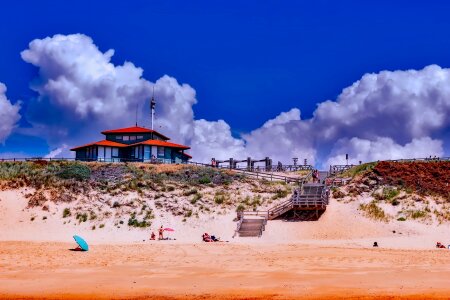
[1,1,449,164]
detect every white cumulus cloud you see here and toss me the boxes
[325,137,443,166]
[21,34,243,160]
[20,33,450,166]
[0,82,21,143]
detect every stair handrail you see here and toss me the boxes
[233,217,244,238]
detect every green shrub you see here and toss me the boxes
[214,195,225,204]
[397,217,406,221]
[236,204,245,212]
[359,201,388,221]
[272,189,289,200]
[410,210,427,219]
[89,211,97,220]
[214,191,229,205]
[332,189,346,199]
[390,199,400,206]
[128,213,151,228]
[383,187,399,200]
[341,162,377,178]
[57,163,91,181]
[251,195,262,207]
[76,212,88,223]
[191,193,202,204]
[198,176,211,184]
[99,224,105,229]
[62,208,71,218]
[183,188,198,196]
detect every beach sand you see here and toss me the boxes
[1,241,450,299]
[2,189,450,299]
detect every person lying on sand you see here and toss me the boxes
[202,233,213,242]
[436,242,446,249]
[202,233,221,242]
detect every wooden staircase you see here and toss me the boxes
[235,217,267,237]
[235,182,329,237]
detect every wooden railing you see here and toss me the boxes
[329,156,450,176]
[267,199,293,220]
[236,210,269,220]
[188,161,311,184]
[233,217,244,238]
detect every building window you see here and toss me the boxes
[157,146,164,157]
[116,136,123,140]
[144,146,151,160]
[123,136,129,141]
[112,147,119,157]
[130,136,136,141]
[137,135,143,140]
[135,146,139,159]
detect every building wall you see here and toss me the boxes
[75,145,189,163]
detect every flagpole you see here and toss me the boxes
[151,86,156,130]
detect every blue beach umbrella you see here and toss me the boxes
[73,235,89,251]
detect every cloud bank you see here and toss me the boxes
[19,34,449,166]
[0,83,21,143]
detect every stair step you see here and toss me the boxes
[239,231,262,237]
[242,219,265,223]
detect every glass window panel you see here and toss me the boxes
[157,146,164,157]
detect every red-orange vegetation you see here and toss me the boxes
[373,161,450,199]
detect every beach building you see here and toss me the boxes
[70,126,191,163]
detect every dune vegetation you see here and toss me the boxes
[0,161,294,229]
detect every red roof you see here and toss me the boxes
[131,140,190,150]
[70,140,128,151]
[101,126,169,140]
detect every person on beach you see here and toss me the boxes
[202,233,213,242]
[158,226,164,240]
[312,170,318,183]
[150,232,156,240]
[436,242,446,248]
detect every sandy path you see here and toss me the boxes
[1,242,450,299]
